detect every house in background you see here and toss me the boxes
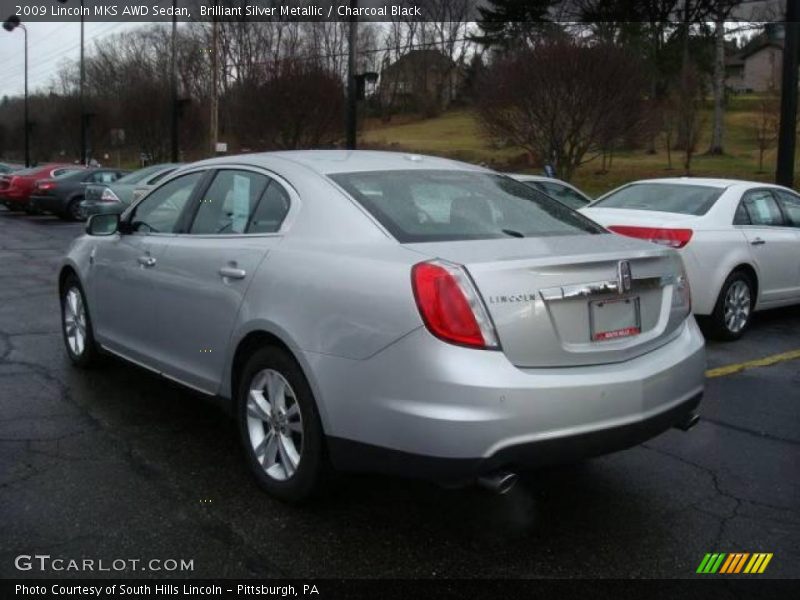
[378,50,463,115]
[725,26,784,93]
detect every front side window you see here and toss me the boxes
[330,170,603,243]
[130,172,203,234]
[594,183,724,215]
[741,190,784,226]
[189,170,270,235]
[774,190,800,227]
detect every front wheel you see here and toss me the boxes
[60,275,101,367]
[237,347,327,502]
[708,271,755,341]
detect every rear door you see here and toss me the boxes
[771,189,800,297]
[152,167,292,393]
[736,189,799,305]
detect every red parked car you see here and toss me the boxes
[0,164,84,212]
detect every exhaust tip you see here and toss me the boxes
[675,413,700,431]
[477,470,518,495]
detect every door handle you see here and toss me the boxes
[137,256,157,267]
[219,266,246,280]
[750,238,766,246]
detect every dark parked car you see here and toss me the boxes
[82,163,181,218]
[0,164,84,213]
[0,162,23,175]
[29,168,128,220]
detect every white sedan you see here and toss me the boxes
[582,178,800,340]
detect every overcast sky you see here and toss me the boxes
[0,21,143,99]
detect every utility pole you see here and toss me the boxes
[80,0,86,164]
[23,23,28,167]
[776,0,799,187]
[210,10,219,157]
[345,0,358,150]
[170,0,179,162]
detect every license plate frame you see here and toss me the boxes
[589,296,641,342]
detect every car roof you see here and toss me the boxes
[621,177,778,189]
[189,150,489,176]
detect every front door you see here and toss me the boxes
[90,171,205,366]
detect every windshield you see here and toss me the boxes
[593,183,724,215]
[115,165,170,185]
[330,170,604,243]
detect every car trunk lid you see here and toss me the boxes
[405,234,688,367]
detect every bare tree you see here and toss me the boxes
[753,93,779,173]
[674,63,706,174]
[475,38,646,181]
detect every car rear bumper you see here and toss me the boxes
[309,317,706,482]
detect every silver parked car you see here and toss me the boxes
[59,151,705,502]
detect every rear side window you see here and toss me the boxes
[330,170,602,243]
[774,190,800,227]
[741,191,784,226]
[189,170,269,235]
[594,183,724,215]
[247,181,290,233]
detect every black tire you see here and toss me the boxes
[63,197,84,221]
[237,346,328,503]
[60,274,102,368]
[708,270,755,341]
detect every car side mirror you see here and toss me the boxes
[86,213,119,236]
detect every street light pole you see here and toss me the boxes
[170,0,179,162]
[776,0,799,187]
[80,0,86,165]
[3,16,28,167]
[345,0,358,150]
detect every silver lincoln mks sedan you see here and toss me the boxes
[59,151,705,501]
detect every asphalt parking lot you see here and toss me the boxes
[0,208,798,579]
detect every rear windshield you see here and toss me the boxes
[330,170,604,243]
[594,183,724,215]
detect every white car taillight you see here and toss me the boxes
[672,270,692,318]
[100,188,120,203]
[411,259,499,349]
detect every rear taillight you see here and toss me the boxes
[8,176,19,189]
[411,260,499,349]
[37,181,56,191]
[608,226,693,249]
[100,188,120,203]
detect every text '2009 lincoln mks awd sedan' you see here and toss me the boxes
[59,151,705,501]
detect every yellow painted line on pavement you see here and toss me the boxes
[706,349,800,379]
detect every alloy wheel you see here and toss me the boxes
[63,287,87,356]
[724,280,751,334]
[246,369,304,481]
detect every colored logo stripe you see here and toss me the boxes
[697,553,773,574]
[744,553,773,574]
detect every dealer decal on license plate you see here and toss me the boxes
[590,296,641,341]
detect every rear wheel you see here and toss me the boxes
[237,346,327,502]
[708,271,755,341]
[60,274,101,367]
[64,197,85,221]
